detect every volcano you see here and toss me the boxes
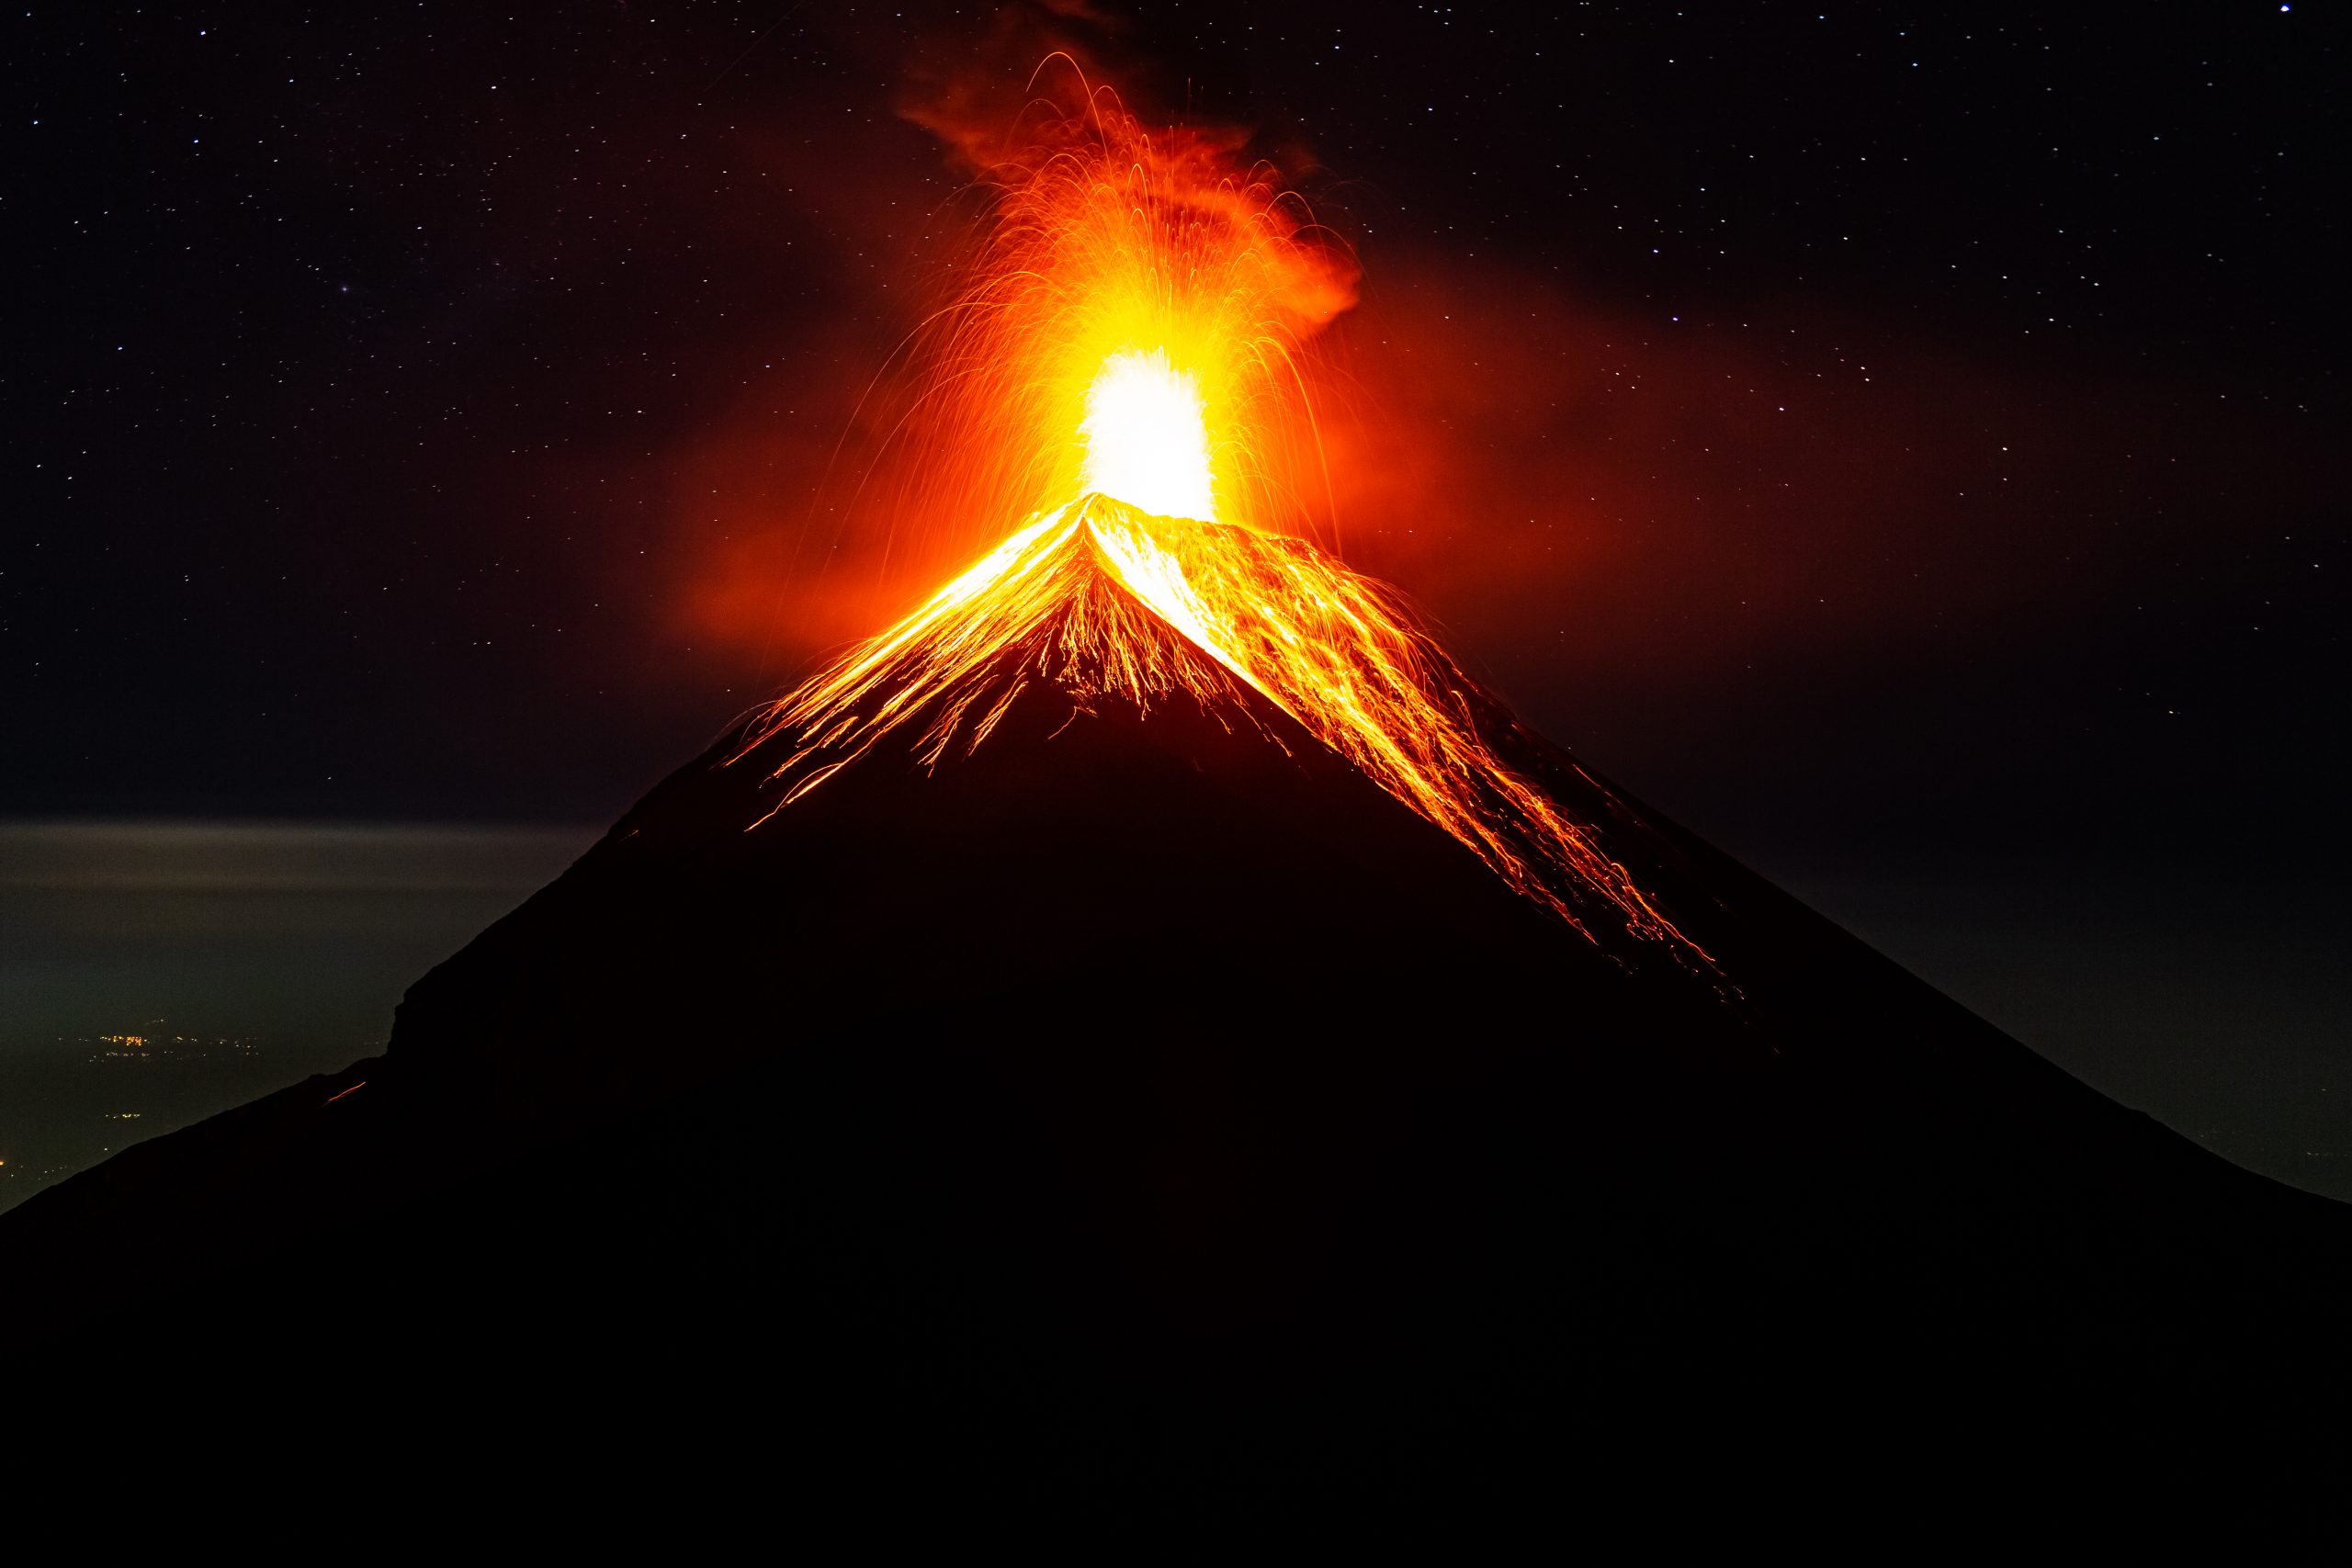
[6,493,2346,1519]
[10,73,2346,1517]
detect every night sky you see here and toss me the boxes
[6,6,2346,1189]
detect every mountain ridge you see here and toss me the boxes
[4,546,2344,1509]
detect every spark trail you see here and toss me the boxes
[734,70,1705,963]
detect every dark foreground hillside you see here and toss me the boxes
[6,633,2345,1526]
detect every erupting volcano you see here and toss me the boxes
[7,62,2346,1525]
[740,79,1701,958]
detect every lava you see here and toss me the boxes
[734,70,1705,962]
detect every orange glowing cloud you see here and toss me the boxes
[668,46,1363,684]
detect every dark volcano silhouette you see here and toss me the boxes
[6,530,2346,1517]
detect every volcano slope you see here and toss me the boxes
[6,509,2345,1514]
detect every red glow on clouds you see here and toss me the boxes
[641,41,2320,780]
[1309,250,2254,706]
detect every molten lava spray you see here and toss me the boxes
[741,70,1704,962]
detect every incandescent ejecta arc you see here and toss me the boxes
[738,78,1707,964]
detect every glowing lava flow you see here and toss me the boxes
[735,75,1705,962]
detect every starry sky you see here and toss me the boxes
[6,6,2346,1182]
